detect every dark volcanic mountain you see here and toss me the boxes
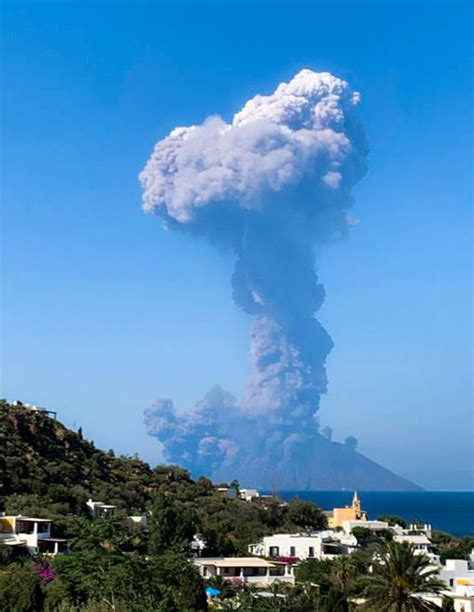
[213,434,422,491]
[1,399,420,497]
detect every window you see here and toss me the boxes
[16,521,34,534]
[308,547,314,557]
[269,546,279,557]
[449,579,454,587]
[244,567,265,577]
[290,546,296,557]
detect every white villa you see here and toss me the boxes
[439,556,474,591]
[341,519,393,534]
[421,555,474,612]
[86,499,117,519]
[393,533,439,563]
[0,515,67,555]
[190,534,206,556]
[249,531,358,560]
[240,488,260,502]
[194,557,295,586]
[128,515,148,527]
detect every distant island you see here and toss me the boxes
[211,432,423,492]
[145,392,422,492]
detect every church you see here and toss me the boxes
[325,492,368,528]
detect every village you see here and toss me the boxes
[2,488,473,610]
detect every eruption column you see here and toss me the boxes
[140,69,368,482]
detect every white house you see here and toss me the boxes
[194,557,295,586]
[442,593,474,612]
[249,531,357,560]
[420,587,474,612]
[191,534,206,556]
[342,519,392,535]
[240,488,260,502]
[0,515,67,555]
[86,499,117,519]
[128,515,148,527]
[11,401,57,419]
[408,523,433,538]
[392,533,440,565]
[438,555,474,592]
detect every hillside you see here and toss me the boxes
[0,399,331,556]
[0,398,420,526]
[0,400,165,512]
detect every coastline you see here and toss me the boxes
[267,490,474,537]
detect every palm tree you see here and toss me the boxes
[360,541,445,611]
[259,580,291,610]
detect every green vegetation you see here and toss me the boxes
[351,526,393,548]
[377,515,407,528]
[0,401,327,550]
[358,540,444,611]
[0,401,470,611]
[293,539,447,612]
[0,526,207,611]
[430,530,474,564]
[0,400,158,514]
[0,401,326,610]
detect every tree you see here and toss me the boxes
[378,515,407,529]
[0,541,29,566]
[285,499,327,531]
[0,564,45,612]
[229,479,240,493]
[287,582,321,610]
[431,531,474,563]
[149,490,197,554]
[296,557,335,591]
[156,552,208,611]
[360,541,445,611]
[296,556,361,611]
[255,581,291,610]
[441,597,455,611]
[48,550,208,611]
[352,526,375,547]
[64,515,147,555]
[320,585,350,611]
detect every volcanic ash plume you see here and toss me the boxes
[140,69,368,484]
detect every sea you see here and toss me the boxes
[273,491,474,538]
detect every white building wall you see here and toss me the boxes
[195,559,295,585]
[342,520,390,534]
[453,600,474,612]
[438,559,474,590]
[250,532,357,560]
[256,534,324,559]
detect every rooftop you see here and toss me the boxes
[394,535,432,545]
[195,557,280,568]
[1,515,52,522]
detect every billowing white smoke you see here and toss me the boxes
[140,70,368,480]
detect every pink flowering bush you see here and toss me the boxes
[34,562,56,583]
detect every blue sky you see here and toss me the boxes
[1,1,472,490]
